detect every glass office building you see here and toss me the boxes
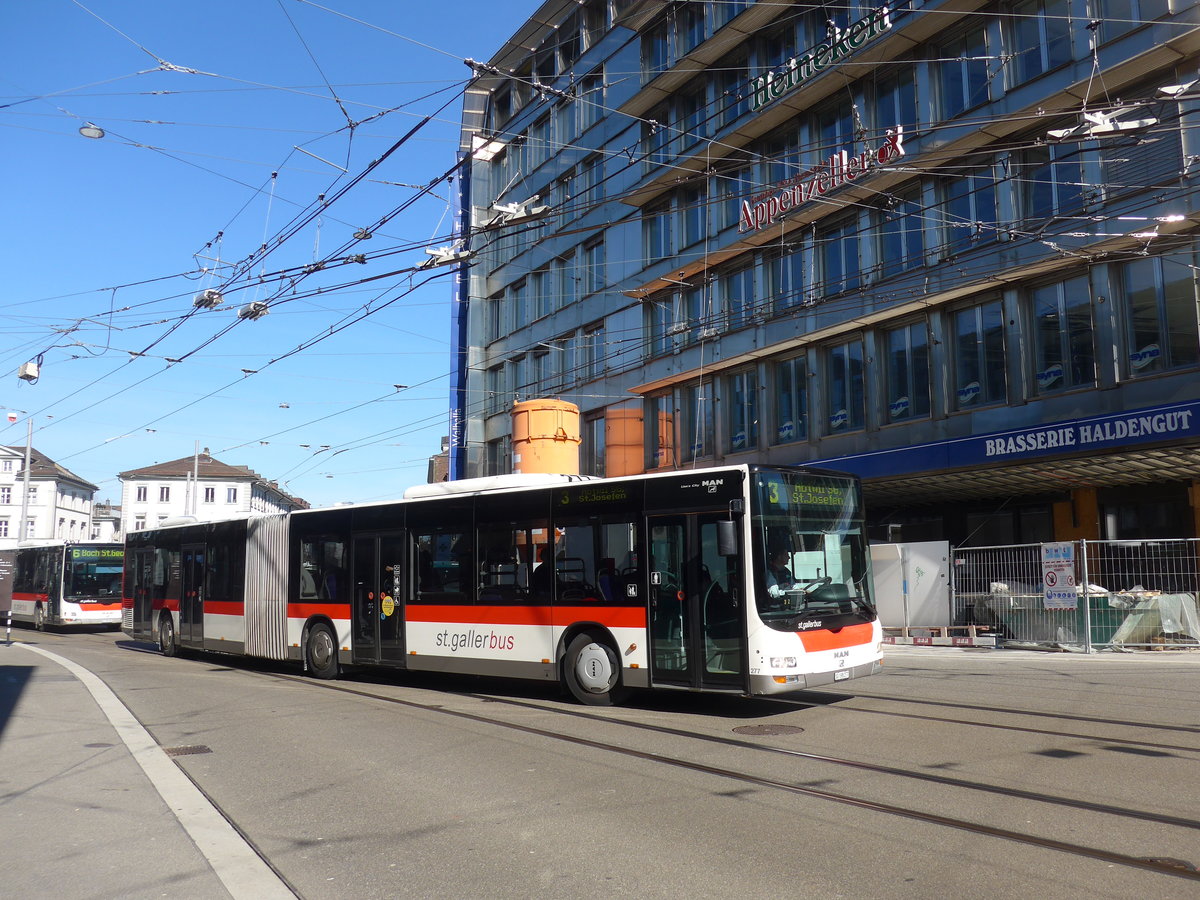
[453,0,1200,544]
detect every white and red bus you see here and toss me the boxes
[10,541,125,630]
[122,465,882,704]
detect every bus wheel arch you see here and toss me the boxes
[304,618,340,680]
[561,627,628,706]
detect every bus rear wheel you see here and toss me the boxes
[306,623,339,680]
[159,614,178,657]
[563,633,628,706]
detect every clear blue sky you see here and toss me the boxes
[0,0,540,507]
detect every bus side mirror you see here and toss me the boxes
[717,519,738,557]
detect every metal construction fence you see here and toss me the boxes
[951,539,1200,652]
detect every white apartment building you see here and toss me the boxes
[118,449,308,533]
[0,445,99,548]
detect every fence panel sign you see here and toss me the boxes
[1041,542,1078,610]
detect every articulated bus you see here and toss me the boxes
[10,541,125,630]
[122,465,882,704]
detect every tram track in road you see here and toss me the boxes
[247,669,1200,885]
[763,693,1200,755]
[825,689,1200,738]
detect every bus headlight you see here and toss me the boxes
[770,656,797,668]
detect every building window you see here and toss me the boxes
[713,0,750,28]
[1,460,11,472]
[940,163,998,256]
[885,321,932,422]
[1121,251,1200,376]
[226,487,238,504]
[578,68,604,132]
[1028,276,1096,394]
[531,268,550,320]
[582,238,605,296]
[680,185,707,248]
[936,25,991,119]
[717,55,750,127]
[726,369,759,453]
[0,487,9,505]
[157,485,169,502]
[873,63,918,134]
[817,215,861,296]
[511,355,530,401]
[675,2,707,57]
[645,393,675,469]
[1092,0,1170,43]
[204,487,215,503]
[874,192,924,281]
[953,300,1007,408]
[0,519,8,538]
[577,153,603,207]
[486,364,507,416]
[553,254,575,311]
[486,437,511,476]
[1007,0,1071,85]
[27,486,37,502]
[718,166,753,231]
[510,281,528,330]
[764,246,804,313]
[644,111,670,168]
[825,339,866,433]
[528,116,550,171]
[1016,141,1084,222]
[644,201,673,261]
[643,23,673,80]
[721,266,754,328]
[676,82,708,150]
[680,382,713,461]
[582,323,606,382]
[135,485,147,502]
[531,351,551,395]
[583,415,606,477]
[646,295,674,358]
[548,337,570,392]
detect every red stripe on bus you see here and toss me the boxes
[12,592,49,602]
[288,601,350,619]
[406,604,647,629]
[798,622,875,652]
[205,601,244,616]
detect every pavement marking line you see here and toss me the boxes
[13,642,295,900]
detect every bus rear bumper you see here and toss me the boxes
[750,657,882,695]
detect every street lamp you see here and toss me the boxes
[78,123,105,140]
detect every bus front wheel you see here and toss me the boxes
[563,633,628,706]
[306,623,339,680]
[34,604,46,631]
[159,615,178,657]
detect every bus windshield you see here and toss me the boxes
[65,546,125,599]
[752,470,874,630]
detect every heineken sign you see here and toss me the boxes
[739,127,905,233]
[749,5,894,111]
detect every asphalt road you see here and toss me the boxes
[4,630,1199,899]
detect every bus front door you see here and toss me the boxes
[647,513,745,692]
[351,533,406,666]
[180,544,205,648]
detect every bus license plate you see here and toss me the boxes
[834,670,850,681]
